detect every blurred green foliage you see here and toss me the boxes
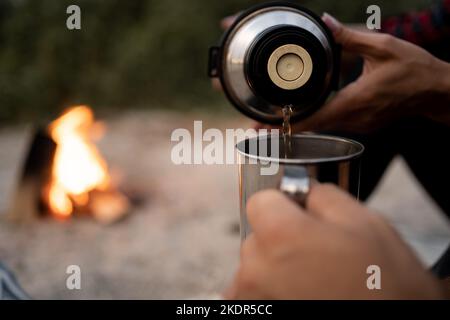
[0,0,430,124]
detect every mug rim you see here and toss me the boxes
[235,133,364,164]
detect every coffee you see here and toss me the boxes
[282,105,293,158]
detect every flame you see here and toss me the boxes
[46,106,111,218]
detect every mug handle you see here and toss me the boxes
[279,166,311,207]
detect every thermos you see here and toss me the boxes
[208,2,340,124]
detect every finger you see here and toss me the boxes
[306,183,367,227]
[224,236,258,299]
[253,122,265,130]
[225,235,264,300]
[253,122,279,131]
[246,189,315,243]
[225,263,266,300]
[322,12,383,56]
[211,78,222,91]
[221,15,237,30]
[223,276,238,300]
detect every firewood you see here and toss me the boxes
[7,128,56,222]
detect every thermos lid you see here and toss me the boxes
[208,2,340,124]
[267,44,313,90]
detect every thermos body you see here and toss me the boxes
[209,2,341,124]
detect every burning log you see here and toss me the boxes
[89,189,130,224]
[8,106,130,224]
[7,129,56,222]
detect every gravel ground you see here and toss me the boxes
[0,110,449,299]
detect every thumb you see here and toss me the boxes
[322,12,378,56]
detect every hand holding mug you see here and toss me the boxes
[226,184,444,299]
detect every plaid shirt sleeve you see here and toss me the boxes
[381,0,450,46]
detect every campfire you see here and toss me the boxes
[8,106,130,224]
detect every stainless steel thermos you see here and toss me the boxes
[208,2,340,124]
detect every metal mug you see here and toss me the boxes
[236,134,364,241]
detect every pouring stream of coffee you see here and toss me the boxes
[282,105,293,159]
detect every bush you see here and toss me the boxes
[0,0,429,123]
